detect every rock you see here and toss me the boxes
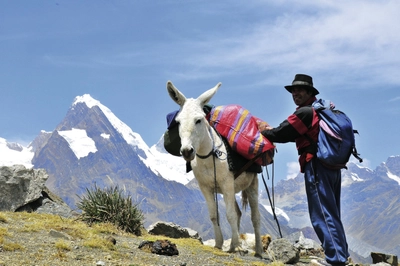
[286,231,324,258]
[266,238,300,264]
[0,165,48,211]
[371,252,398,266]
[287,231,321,250]
[105,236,116,245]
[35,198,77,218]
[147,221,202,242]
[138,239,179,256]
[0,165,76,217]
[49,229,72,240]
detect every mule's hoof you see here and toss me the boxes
[254,253,263,259]
[255,255,271,262]
[228,247,248,255]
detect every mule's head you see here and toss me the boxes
[167,81,221,162]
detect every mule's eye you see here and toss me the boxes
[195,119,201,125]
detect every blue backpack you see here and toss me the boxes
[309,99,363,169]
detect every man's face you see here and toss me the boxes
[291,87,312,106]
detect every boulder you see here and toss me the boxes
[266,238,300,264]
[0,165,75,218]
[147,221,202,242]
[0,165,48,211]
[371,252,398,266]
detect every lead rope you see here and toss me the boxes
[261,161,283,238]
[209,126,220,226]
[197,126,220,226]
[213,150,220,226]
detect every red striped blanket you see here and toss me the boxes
[207,104,275,166]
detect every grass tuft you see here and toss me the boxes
[76,185,144,236]
[55,239,71,251]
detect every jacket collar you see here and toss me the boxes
[297,96,317,109]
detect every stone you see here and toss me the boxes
[287,231,321,250]
[49,229,72,240]
[105,236,116,245]
[371,252,398,266]
[152,239,179,256]
[266,238,300,264]
[138,239,179,256]
[0,165,48,211]
[147,221,202,242]
[0,165,75,217]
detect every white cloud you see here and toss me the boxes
[286,161,300,180]
[177,1,400,88]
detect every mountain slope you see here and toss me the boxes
[2,94,399,258]
[29,94,288,241]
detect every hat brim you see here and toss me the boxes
[284,85,319,96]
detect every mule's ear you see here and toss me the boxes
[167,81,186,106]
[197,82,222,106]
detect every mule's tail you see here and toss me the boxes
[241,190,249,210]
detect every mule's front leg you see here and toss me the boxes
[223,190,240,253]
[200,187,224,249]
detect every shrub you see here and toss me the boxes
[76,185,144,236]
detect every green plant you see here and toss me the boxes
[76,185,144,236]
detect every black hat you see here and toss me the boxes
[284,74,319,95]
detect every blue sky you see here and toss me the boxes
[1,0,399,181]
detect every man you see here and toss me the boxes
[259,74,349,266]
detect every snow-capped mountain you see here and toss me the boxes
[1,94,284,241]
[1,93,399,260]
[0,137,33,168]
[58,94,193,185]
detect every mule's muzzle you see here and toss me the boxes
[181,147,195,161]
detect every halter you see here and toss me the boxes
[195,126,226,160]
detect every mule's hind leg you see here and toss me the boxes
[199,186,224,249]
[245,177,263,258]
[234,199,242,232]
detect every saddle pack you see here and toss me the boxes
[163,104,275,168]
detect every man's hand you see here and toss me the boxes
[256,120,273,131]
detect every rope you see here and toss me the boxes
[261,163,283,238]
[195,126,222,226]
[213,151,220,226]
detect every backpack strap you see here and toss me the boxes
[352,130,363,163]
